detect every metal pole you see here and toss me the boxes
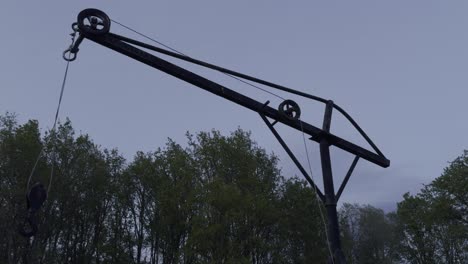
[320,101,346,263]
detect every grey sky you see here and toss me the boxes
[1,1,467,211]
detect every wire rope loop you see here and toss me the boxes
[63,48,77,61]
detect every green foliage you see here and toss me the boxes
[340,204,399,264]
[276,178,329,263]
[0,115,330,263]
[2,113,466,264]
[396,151,468,264]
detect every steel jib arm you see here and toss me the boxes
[81,31,390,168]
[109,33,387,159]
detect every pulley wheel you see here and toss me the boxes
[279,99,301,120]
[77,8,111,35]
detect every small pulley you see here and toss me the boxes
[279,99,301,120]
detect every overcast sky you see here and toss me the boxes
[1,1,467,211]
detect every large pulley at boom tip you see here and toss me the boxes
[77,8,111,35]
[63,8,111,61]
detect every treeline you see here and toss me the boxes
[0,113,466,263]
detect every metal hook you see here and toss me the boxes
[63,28,85,62]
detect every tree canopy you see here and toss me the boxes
[0,113,466,263]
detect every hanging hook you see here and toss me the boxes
[63,23,83,62]
[18,182,47,237]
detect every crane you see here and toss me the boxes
[63,8,390,263]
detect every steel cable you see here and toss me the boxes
[25,33,75,196]
[300,121,335,263]
[110,19,285,101]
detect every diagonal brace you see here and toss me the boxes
[259,113,325,203]
[335,156,359,201]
